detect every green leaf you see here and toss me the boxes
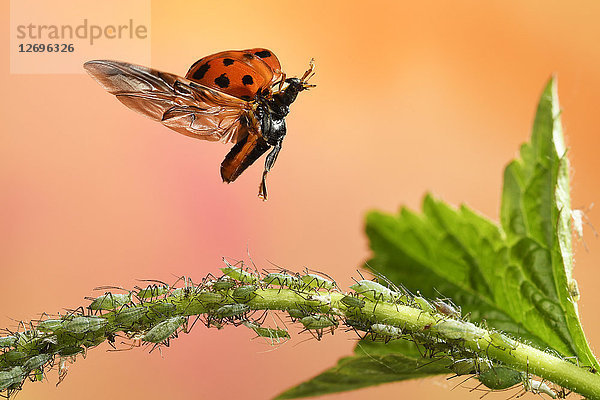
[275,339,450,399]
[279,78,598,398]
[499,78,596,367]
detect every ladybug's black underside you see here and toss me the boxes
[220,78,308,197]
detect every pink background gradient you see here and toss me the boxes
[3,1,600,399]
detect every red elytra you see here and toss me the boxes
[186,48,283,100]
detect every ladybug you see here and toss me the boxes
[84,48,315,200]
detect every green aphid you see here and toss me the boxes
[300,274,336,290]
[212,278,236,291]
[478,364,523,390]
[232,285,258,302]
[23,354,52,372]
[37,319,65,333]
[245,322,290,342]
[340,295,365,309]
[137,285,169,299]
[287,308,307,320]
[62,316,107,334]
[0,336,17,348]
[489,331,517,350]
[197,291,224,305]
[33,369,44,381]
[148,302,176,315]
[370,323,402,339]
[432,320,484,341]
[344,317,373,332]
[57,346,84,357]
[142,316,186,344]
[81,331,107,348]
[2,351,27,364]
[413,296,436,313]
[350,280,404,303]
[300,315,337,330]
[220,261,260,284]
[114,306,147,326]
[450,358,477,376]
[215,304,249,318]
[0,366,25,391]
[262,273,301,288]
[88,293,132,310]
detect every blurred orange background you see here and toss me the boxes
[2,1,600,399]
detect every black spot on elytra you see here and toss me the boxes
[254,50,271,58]
[242,75,254,85]
[214,73,230,88]
[192,62,210,80]
[223,58,234,66]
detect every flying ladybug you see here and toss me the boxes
[84,48,315,200]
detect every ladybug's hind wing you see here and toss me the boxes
[84,60,255,144]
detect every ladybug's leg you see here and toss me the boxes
[278,72,287,92]
[258,142,282,200]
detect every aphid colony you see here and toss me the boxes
[0,261,563,398]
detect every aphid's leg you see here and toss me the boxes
[258,142,283,200]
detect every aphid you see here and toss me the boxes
[148,301,177,316]
[221,259,261,284]
[432,320,484,341]
[300,315,337,340]
[262,272,301,288]
[114,306,147,326]
[350,280,404,303]
[196,291,225,305]
[231,285,258,302]
[142,316,187,344]
[300,315,337,330]
[344,317,374,334]
[84,49,315,200]
[478,364,523,390]
[89,292,132,311]
[432,299,461,319]
[488,331,517,350]
[136,285,169,299]
[370,324,402,341]
[0,366,25,391]
[449,358,477,376]
[37,319,64,333]
[0,336,17,348]
[214,304,249,319]
[57,346,85,357]
[23,354,52,372]
[82,331,109,348]
[243,322,290,344]
[340,295,366,309]
[2,351,27,364]
[568,279,580,302]
[62,316,107,334]
[287,308,308,321]
[300,273,336,291]
[413,296,436,314]
[211,278,236,291]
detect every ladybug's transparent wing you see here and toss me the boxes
[84,60,256,144]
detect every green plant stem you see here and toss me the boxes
[4,285,600,399]
[201,288,600,399]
